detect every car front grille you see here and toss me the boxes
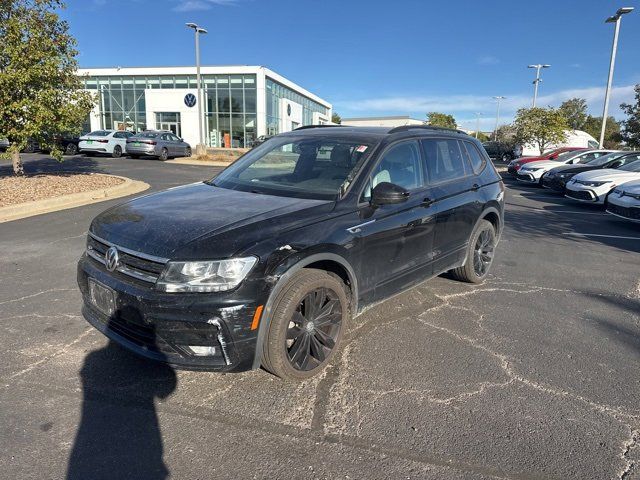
[566,189,594,201]
[86,233,167,284]
[608,204,640,220]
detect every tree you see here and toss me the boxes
[619,84,640,149]
[426,112,457,129]
[331,112,341,124]
[583,115,622,149]
[558,98,588,130]
[513,107,568,155]
[494,124,517,147]
[469,131,490,142]
[0,0,94,175]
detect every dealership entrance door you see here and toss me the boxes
[155,112,181,137]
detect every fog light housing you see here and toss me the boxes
[188,345,217,356]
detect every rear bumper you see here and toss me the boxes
[126,144,158,156]
[77,254,271,372]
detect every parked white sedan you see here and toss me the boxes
[606,179,640,223]
[565,160,640,205]
[79,130,134,158]
[516,150,613,185]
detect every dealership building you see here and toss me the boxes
[78,66,332,148]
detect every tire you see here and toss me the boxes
[112,145,122,158]
[450,220,497,284]
[65,143,78,156]
[159,148,168,161]
[261,268,349,381]
[23,144,35,153]
[185,147,192,158]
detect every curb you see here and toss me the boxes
[0,174,150,223]
[165,157,234,167]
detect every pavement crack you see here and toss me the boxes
[620,428,639,480]
[0,288,75,306]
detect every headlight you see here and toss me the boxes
[156,256,258,293]
[578,180,612,187]
[558,173,574,179]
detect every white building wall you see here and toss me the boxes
[144,89,200,146]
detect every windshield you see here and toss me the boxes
[213,136,375,200]
[555,151,578,162]
[137,132,159,138]
[618,156,640,172]
[542,148,563,156]
[586,152,625,166]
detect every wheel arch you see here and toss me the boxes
[251,252,358,370]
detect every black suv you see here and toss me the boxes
[482,141,515,162]
[77,125,504,380]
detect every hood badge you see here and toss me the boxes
[105,246,120,272]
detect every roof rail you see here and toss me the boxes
[388,125,468,135]
[293,124,344,131]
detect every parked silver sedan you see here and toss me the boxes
[125,130,192,160]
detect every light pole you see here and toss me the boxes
[475,112,482,138]
[493,96,505,141]
[527,64,550,108]
[599,7,634,147]
[186,22,208,153]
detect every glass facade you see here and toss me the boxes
[82,71,330,148]
[265,78,330,136]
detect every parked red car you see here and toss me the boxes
[507,147,587,175]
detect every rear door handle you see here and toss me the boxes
[421,197,434,207]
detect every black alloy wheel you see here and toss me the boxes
[473,228,495,278]
[65,143,78,156]
[286,287,342,371]
[112,145,122,158]
[185,147,192,157]
[159,148,169,161]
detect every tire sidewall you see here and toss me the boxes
[112,145,122,158]
[160,148,168,161]
[466,220,496,283]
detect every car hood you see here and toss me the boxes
[573,169,640,183]
[521,160,562,171]
[617,179,640,194]
[90,182,333,259]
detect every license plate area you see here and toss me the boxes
[88,278,116,317]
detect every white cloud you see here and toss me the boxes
[335,84,636,125]
[477,55,500,66]
[173,0,241,11]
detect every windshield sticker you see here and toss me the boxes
[356,145,368,153]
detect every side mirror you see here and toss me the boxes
[371,182,409,206]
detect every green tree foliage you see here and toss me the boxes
[331,112,341,124]
[582,115,622,149]
[469,131,490,142]
[619,84,640,149]
[514,107,568,155]
[0,0,94,175]
[426,112,457,129]
[558,98,588,130]
[494,124,517,147]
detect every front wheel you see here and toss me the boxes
[159,148,169,161]
[450,219,497,284]
[65,143,78,156]
[112,145,122,158]
[261,269,348,381]
[185,147,192,157]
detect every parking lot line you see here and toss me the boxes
[563,232,640,240]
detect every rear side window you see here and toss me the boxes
[462,142,486,173]
[421,139,468,184]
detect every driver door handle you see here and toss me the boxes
[421,197,434,207]
[471,183,480,191]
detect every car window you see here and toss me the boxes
[170,134,181,142]
[462,141,486,173]
[139,132,159,139]
[113,132,126,139]
[160,134,170,141]
[618,157,640,171]
[362,141,423,200]
[88,130,111,137]
[421,139,468,184]
[587,152,623,166]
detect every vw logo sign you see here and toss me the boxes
[287,104,292,116]
[184,93,197,108]
[105,246,119,272]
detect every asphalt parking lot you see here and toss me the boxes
[1,154,639,479]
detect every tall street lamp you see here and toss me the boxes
[475,112,482,139]
[599,7,634,147]
[493,96,505,141]
[186,22,208,153]
[527,64,550,108]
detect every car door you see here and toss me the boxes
[420,138,480,274]
[351,140,437,302]
[170,133,185,156]
[159,133,173,156]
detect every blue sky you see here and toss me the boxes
[62,0,640,130]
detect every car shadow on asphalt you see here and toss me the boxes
[66,319,177,480]
[0,155,107,177]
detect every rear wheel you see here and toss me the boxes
[65,143,78,156]
[159,148,169,161]
[112,145,122,158]
[262,269,348,381]
[185,147,192,157]
[450,219,496,284]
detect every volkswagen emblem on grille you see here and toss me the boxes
[105,246,119,272]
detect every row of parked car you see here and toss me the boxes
[1,129,193,161]
[506,147,640,223]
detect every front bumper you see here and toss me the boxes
[607,196,640,223]
[516,171,541,184]
[77,254,270,371]
[565,185,602,203]
[507,165,518,175]
[541,175,568,192]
